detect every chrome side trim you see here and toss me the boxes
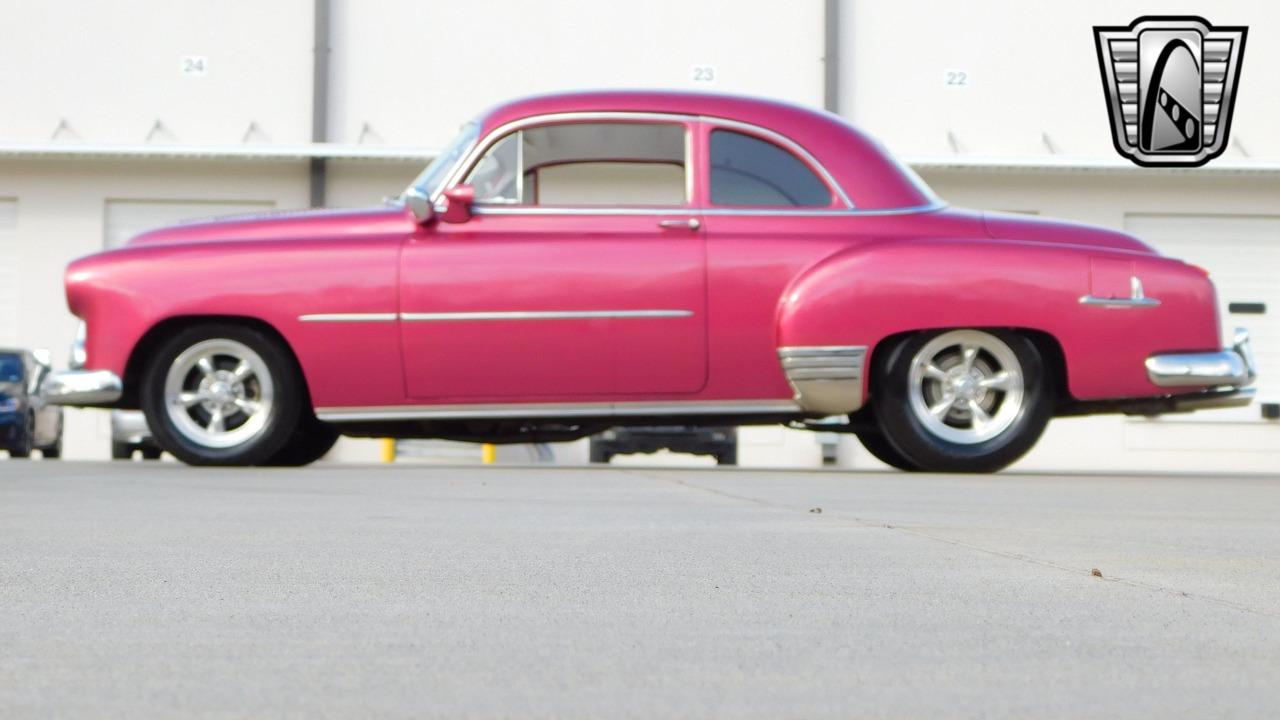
[473,206,692,217]
[1079,296,1160,308]
[41,369,123,406]
[777,345,869,415]
[470,202,949,218]
[399,309,693,322]
[1079,275,1161,308]
[1145,329,1255,388]
[700,201,948,217]
[297,310,694,323]
[316,399,801,423]
[299,313,398,323]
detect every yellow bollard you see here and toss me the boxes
[380,438,396,464]
[481,443,496,465]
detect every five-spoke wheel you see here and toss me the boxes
[142,324,306,466]
[164,339,274,450]
[869,329,1054,473]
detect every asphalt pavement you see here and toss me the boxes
[2,461,1279,718]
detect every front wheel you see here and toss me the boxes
[141,324,303,466]
[871,329,1054,473]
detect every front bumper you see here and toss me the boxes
[41,369,123,406]
[1145,328,1257,411]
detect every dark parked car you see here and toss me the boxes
[0,349,63,459]
[590,426,737,465]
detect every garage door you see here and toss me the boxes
[1125,213,1279,423]
[103,199,274,249]
[0,200,17,346]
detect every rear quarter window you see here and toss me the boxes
[709,130,832,207]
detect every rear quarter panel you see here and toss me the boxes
[777,238,1220,401]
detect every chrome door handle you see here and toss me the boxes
[657,218,700,231]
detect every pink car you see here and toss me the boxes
[43,91,1256,471]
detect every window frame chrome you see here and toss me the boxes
[429,110,948,216]
[443,112,700,211]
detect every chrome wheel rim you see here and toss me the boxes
[163,339,273,449]
[907,330,1024,445]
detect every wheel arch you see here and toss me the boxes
[121,315,314,411]
[864,326,1071,409]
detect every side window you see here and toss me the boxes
[709,129,833,207]
[465,122,688,207]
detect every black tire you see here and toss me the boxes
[589,442,613,464]
[40,437,62,459]
[855,430,919,471]
[713,448,737,466]
[9,414,34,458]
[111,441,135,460]
[871,329,1054,473]
[140,447,163,461]
[141,323,303,467]
[263,416,339,466]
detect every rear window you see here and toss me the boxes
[709,130,832,207]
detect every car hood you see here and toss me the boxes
[126,206,413,248]
[983,211,1156,254]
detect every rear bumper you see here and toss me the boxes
[1144,328,1257,411]
[1147,327,1256,388]
[41,369,123,406]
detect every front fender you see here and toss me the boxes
[65,237,404,409]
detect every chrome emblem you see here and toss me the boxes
[1094,16,1247,167]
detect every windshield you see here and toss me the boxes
[0,353,23,383]
[405,121,480,200]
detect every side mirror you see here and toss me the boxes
[403,187,434,225]
[441,185,476,224]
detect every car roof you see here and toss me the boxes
[476,90,936,211]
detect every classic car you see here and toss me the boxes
[41,90,1256,471]
[1,348,63,459]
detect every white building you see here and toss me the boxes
[1,1,1276,470]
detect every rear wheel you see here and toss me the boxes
[713,447,737,466]
[141,324,303,466]
[140,446,163,461]
[589,443,613,464]
[111,441,135,460]
[871,329,1054,473]
[263,416,339,466]
[40,437,62,459]
[855,430,918,471]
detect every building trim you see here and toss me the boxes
[1,141,1277,176]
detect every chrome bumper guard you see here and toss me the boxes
[1145,328,1258,411]
[41,369,124,406]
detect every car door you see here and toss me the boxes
[399,117,708,401]
[696,122,862,398]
